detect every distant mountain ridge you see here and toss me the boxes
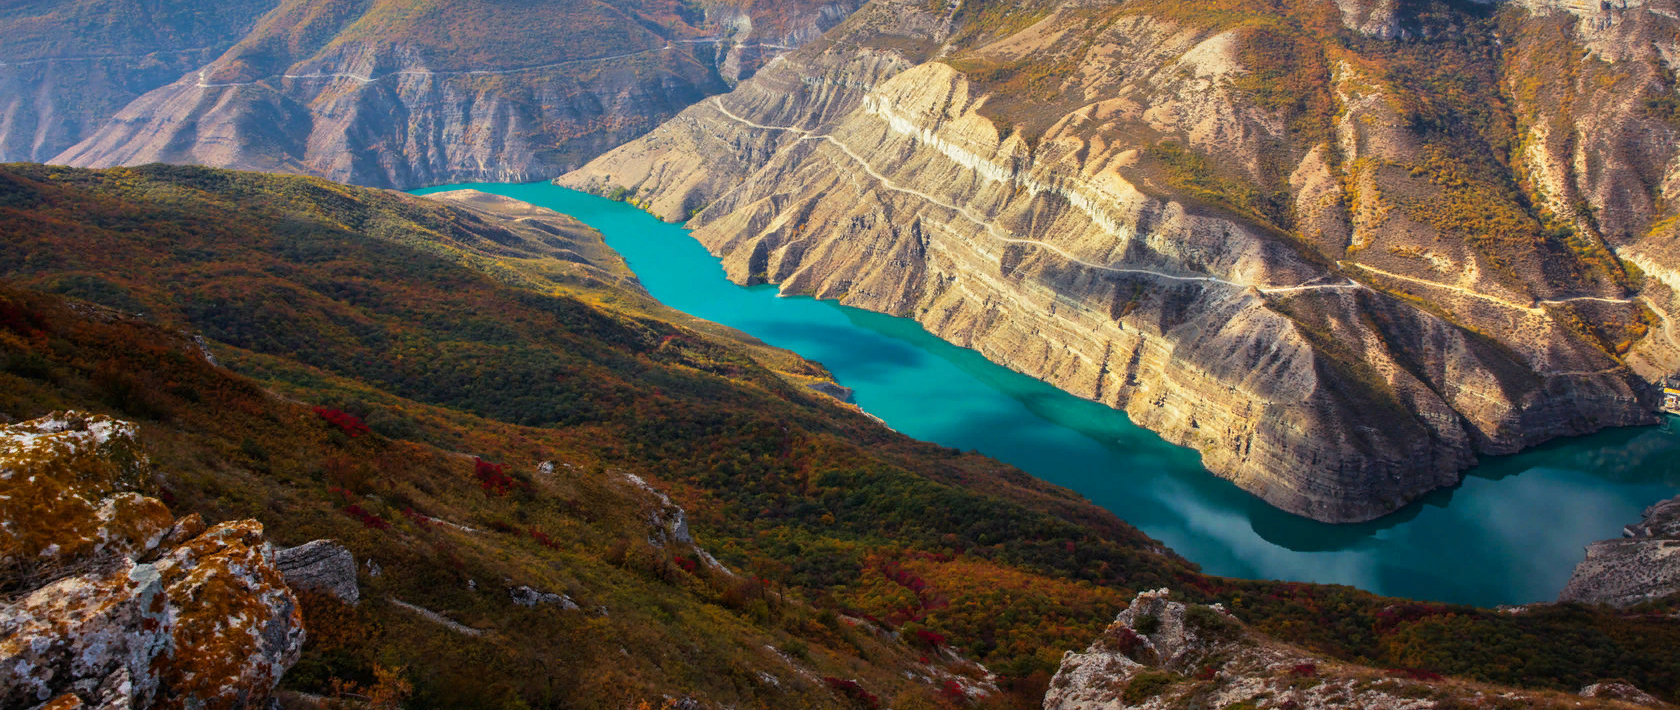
[2,0,861,188]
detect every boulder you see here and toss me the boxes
[509,585,581,610]
[1581,681,1668,707]
[274,540,359,605]
[1,559,172,709]
[0,412,305,710]
[1,412,163,572]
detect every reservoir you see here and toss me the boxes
[415,182,1680,608]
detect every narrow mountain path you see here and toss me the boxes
[701,100,1679,378]
[706,98,1361,295]
[0,46,224,68]
[194,39,790,88]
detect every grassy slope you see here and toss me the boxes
[3,164,1679,707]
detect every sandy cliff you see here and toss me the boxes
[562,0,1680,522]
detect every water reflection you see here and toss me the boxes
[413,182,1680,607]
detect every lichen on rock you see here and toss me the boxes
[1,411,156,572]
[0,412,305,710]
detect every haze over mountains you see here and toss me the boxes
[3,0,858,187]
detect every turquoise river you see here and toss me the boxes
[415,182,1680,608]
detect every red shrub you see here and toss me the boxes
[0,300,45,337]
[343,504,389,530]
[939,680,966,701]
[913,629,947,649]
[529,528,561,551]
[1290,663,1317,677]
[1194,665,1217,681]
[473,458,519,496]
[1387,668,1443,681]
[313,407,370,437]
[823,678,880,709]
[673,555,698,573]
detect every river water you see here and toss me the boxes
[414,182,1680,607]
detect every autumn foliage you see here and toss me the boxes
[314,407,370,437]
[473,458,518,496]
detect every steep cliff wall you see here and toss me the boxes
[562,0,1680,522]
[0,0,277,163]
[44,0,861,189]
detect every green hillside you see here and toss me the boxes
[4,164,1680,708]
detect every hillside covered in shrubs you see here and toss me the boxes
[3,164,1679,708]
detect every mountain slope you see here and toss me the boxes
[17,0,860,188]
[560,0,1680,522]
[5,164,1680,707]
[0,0,276,163]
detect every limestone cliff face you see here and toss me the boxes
[46,0,861,190]
[1559,493,1680,607]
[562,0,1680,522]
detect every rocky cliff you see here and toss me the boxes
[0,0,277,164]
[1,411,304,710]
[1044,589,1668,709]
[1560,493,1680,607]
[562,0,1680,522]
[38,0,860,189]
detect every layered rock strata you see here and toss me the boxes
[274,539,359,605]
[1559,494,1680,606]
[46,0,861,189]
[562,0,1680,521]
[0,0,277,164]
[0,412,304,710]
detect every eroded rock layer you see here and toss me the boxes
[1560,494,1680,607]
[562,0,1680,522]
[43,0,861,189]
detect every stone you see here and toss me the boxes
[1,411,158,570]
[0,559,172,710]
[152,520,306,710]
[1560,494,1680,607]
[1045,589,1592,709]
[0,413,305,710]
[805,381,854,403]
[274,540,359,605]
[508,585,581,610]
[1580,681,1667,706]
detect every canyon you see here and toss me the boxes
[4,0,861,188]
[561,0,1680,522]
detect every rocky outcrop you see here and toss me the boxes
[563,0,1680,522]
[274,540,359,605]
[618,472,733,573]
[508,585,580,610]
[1045,589,1651,710]
[47,0,861,190]
[0,412,304,710]
[1559,495,1680,607]
[1581,681,1669,707]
